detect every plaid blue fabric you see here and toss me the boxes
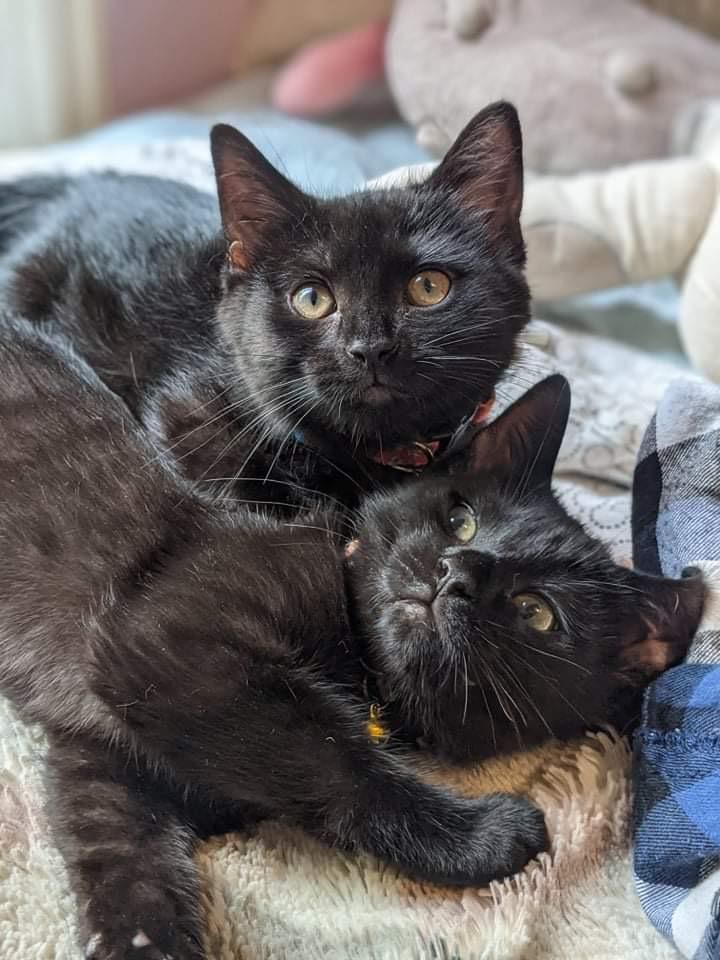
[632,378,720,960]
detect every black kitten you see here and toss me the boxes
[0,318,545,960]
[349,374,706,762]
[0,101,529,513]
[0,319,701,960]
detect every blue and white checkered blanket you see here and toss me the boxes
[632,378,720,960]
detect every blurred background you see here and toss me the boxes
[3,0,718,148]
[0,0,393,148]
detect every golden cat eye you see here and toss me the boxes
[406,270,451,307]
[512,593,557,632]
[447,503,477,543]
[291,283,336,320]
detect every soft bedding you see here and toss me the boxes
[632,380,720,960]
[17,109,430,194]
[0,120,701,958]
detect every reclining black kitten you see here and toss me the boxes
[0,318,702,960]
[351,408,706,762]
[0,102,528,514]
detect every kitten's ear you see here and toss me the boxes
[428,101,524,251]
[210,124,307,271]
[454,375,570,494]
[618,567,705,679]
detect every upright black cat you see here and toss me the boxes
[0,318,702,960]
[0,102,529,512]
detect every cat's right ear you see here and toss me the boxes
[450,375,570,494]
[428,101,524,256]
[617,566,705,680]
[210,124,307,271]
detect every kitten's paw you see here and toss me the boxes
[428,792,549,887]
[84,927,200,960]
[471,793,549,882]
[82,882,204,960]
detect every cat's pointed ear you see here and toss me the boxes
[428,101,524,252]
[455,375,570,493]
[210,124,307,271]
[617,567,705,679]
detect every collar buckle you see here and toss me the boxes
[374,439,440,472]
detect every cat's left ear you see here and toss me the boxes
[448,374,570,494]
[428,101,524,255]
[210,124,307,271]
[617,567,705,679]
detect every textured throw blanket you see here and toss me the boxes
[0,139,691,958]
[632,379,720,960]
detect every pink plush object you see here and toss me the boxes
[271,21,387,116]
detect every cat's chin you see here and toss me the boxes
[394,598,432,623]
[380,599,482,663]
[361,384,395,407]
[332,392,477,451]
[379,598,433,634]
[381,600,441,649]
[301,363,491,449]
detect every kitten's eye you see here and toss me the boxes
[406,270,451,307]
[291,283,336,320]
[512,593,557,632]
[447,502,476,543]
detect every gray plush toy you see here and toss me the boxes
[386,0,720,173]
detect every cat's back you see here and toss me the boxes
[0,171,219,265]
[0,317,350,726]
[0,317,196,645]
[0,173,225,407]
[0,315,196,583]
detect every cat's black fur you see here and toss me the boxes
[0,102,529,514]
[351,381,706,761]
[0,318,703,959]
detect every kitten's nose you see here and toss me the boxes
[346,337,400,368]
[435,555,477,600]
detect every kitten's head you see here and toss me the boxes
[346,376,704,762]
[210,102,528,452]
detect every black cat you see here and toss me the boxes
[0,318,702,960]
[350,378,706,761]
[0,101,529,514]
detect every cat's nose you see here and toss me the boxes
[346,337,400,368]
[435,556,476,600]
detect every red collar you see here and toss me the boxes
[370,395,494,471]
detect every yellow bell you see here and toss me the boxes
[367,703,389,744]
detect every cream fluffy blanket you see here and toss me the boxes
[0,141,687,958]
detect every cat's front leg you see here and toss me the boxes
[46,736,204,960]
[136,665,549,889]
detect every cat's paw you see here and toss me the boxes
[471,792,549,882]
[429,792,549,887]
[81,882,204,960]
[83,927,200,960]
